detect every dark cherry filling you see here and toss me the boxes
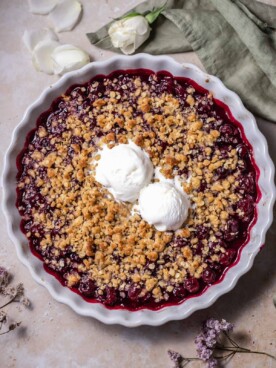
[16,69,259,311]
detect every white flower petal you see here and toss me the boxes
[28,0,58,15]
[51,44,90,75]
[113,31,134,49]
[32,40,60,74]
[134,30,151,51]
[121,43,136,55]
[22,28,58,53]
[124,16,149,35]
[48,0,82,32]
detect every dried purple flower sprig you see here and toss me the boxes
[168,349,200,368]
[0,266,30,336]
[168,318,276,368]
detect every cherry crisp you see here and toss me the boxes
[16,70,258,310]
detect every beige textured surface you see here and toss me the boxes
[0,1,275,367]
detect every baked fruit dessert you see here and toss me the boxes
[16,69,258,310]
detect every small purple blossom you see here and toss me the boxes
[196,344,212,361]
[205,318,234,333]
[207,357,217,368]
[196,328,217,349]
[168,350,182,368]
[195,318,234,367]
[16,283,24,297]
[0,311,7,324]
[0,267,9,289]
[2,283,25,300]
[20,297,31,308]
[8,322,21,331]
[2,286,17,298]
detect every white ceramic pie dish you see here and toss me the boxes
[2,54,275,327]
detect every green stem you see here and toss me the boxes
[241,350,276,360]
[214,351,236,360]
[215,346,276,360]
[180,357,201,362]
[223,331,240,348]
[145,3,167,24]
[0,330,12,336]
[216,345,249,352]
[0,294,18,309]
[180,357,201,368]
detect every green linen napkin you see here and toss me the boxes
[87,0,276,122]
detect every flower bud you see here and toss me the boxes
[108,15,151,55]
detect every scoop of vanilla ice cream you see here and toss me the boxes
[139,182,190,231]
[95,141,153,202]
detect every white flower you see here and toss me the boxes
[108,15,151,55]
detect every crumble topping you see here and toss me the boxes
[17,72,257,308]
